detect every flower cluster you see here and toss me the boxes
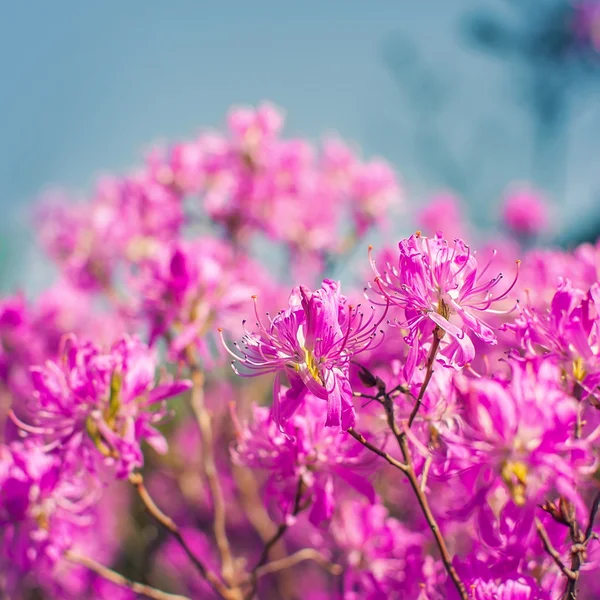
[1,103,600,600]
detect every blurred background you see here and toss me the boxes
[2,0,600,292]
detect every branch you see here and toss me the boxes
[534,518,577,582]
[407,333,441,428]
[253,477,306,570]
[185,348,236,587]
[352,339,468,600]
[245,477,307,599]
[129,472,233,599]
[396,439,468,600]
[420,455,433,492]
[232,464,295,598]
[347,427,408,471]
[585,491,600,541]
[65,551,190,600]
[562,491,600,599]
[254,548,343,579]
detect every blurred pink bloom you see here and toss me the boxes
[350,159,401,236]
[234,393,375,526]
[16,335,190,478]
[501,185,550,237]
[416,192,467,240]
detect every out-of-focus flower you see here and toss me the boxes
[416,192,467,241]
[234,393,375,526]
[446,557,550,600]
[501,185,550,238]
[0,440,93,590]
[332,500,423,599]
[349,159,401,236]
[510,278,600,394]
[15,335,190,478]
[133,237,280,360]
[573,1,600,52]
[451,357,590,517]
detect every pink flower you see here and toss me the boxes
[350,159,401,236]
[233,393,375,526]
[370,232,519,377]
[14,335,191,478]
[445,557,550,600]
[227,102,284,155]
[332,500,424,599]
[510,278,600,394]
[416,192,467,240]
[0,440,93,588]
[133,237,279,360]
[223,280,386,430]
[501,185,550,237]
[572,1,600,52]
[451,357,591,517]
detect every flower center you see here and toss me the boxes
[573,356,586,382]
[501,460,528,506]
[303,347,323,384]
[436,296,451,320]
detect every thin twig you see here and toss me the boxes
[65,551,190,600]
[573,383,583,440]
[253,478,306,570]
[352,390,384,403]
[407,333,441,428]
[534,517,578,581]
[246,477,307,599]
[585,491,600,541]
[129,472,233,599]
[232,464,295,598]
[347,427,408,471]
[561,491,600,599]
[354,352,468,600]
[420,455,433,492]
[185,348,236,587]
[253,548,343,579]
[395,433,468,600]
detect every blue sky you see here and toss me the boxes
[1,1,599,289]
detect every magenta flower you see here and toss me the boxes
[349,159,401,236]
[416,192,467,240]
[14,335,191,478]
[501,184,550,238]
[370,232,519,377]
[0,440,93,589]
[451,357,590,515]
[133,237,279,359]
[223,279,385,430]
[511,278,600,394]
[233,393,375,526]
[446,557,550,600]
[332,500,424,599]
[573,1,600,52]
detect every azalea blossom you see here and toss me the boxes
[369,232,519,377]
[13,335,191,478]
[233,393,375,526]
[0,440,93,590]
[223,279,386,429]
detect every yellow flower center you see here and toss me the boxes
[86,371,123,458]
[436,296,451,320]
[303,347,322,384]
[573,356,586,382]
[501,460,528,506]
